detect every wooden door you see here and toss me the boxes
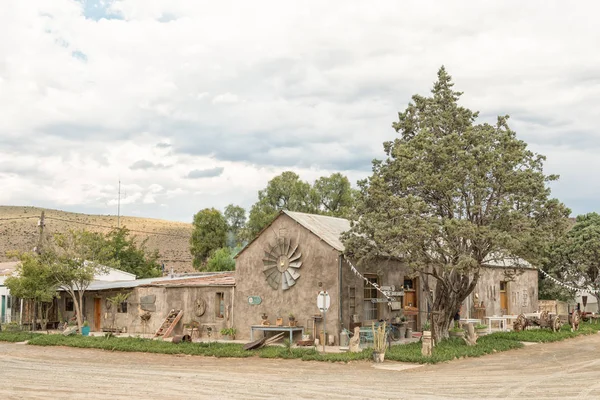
[94,298,102,331]
[499,282,508,314]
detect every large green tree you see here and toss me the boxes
[342,67,570,342]
[547,213,600,311]
[101,227,162,279]
[51,230,109,331]
[245,171,313,239]
[224,204,246,247]
[245,171,356,240]
[311,173,356,217]
[190,208,228,270]
[4,252,58,331]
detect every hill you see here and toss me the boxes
[0,206,194,274]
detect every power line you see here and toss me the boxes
[0,214,191,238]
[44,216,191,238]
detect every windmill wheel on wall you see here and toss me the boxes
[263,236,302,290]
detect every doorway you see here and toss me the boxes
[500,281,508,315]
[94,298,102,331]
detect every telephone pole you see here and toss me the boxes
[34,211,45,254]
[117,180,121,228]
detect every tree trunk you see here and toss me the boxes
[594,294,600,314]
[71,291,84,332]
[32,300,37,332]
[430,270,480,343]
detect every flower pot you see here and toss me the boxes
[81,326,90,336]
[476,329,487,336]
[222,335,233,341]
[319,332,328,345]
[449,330,464,338]
[302,334,310,341]
[373,351,385,363]
[289,320,297,327]
[405,328,413,339]
[399,327,406,339]
[276,318,283,326]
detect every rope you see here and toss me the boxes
[345,258,397,306]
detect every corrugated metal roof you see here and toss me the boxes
[73,272,231,291]
[150,272,235,287]
[282,210,351,251]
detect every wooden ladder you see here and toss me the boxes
[154,309,183,338]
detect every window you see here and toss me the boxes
[363,275,378,321]
[500,281,507,292]
[65,297,74,312]
[348,286,356,316]
[215,292,224,318]
[6,295,11,309]
[118,301,128,313]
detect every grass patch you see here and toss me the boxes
[4,321,597,364]
[0,331,42,342]
[386,336,523,364]
[28,335,253,358]
[489,321,600,343]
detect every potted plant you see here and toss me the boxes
[276,316,283,326]
[220,327,237,340]
[449,325,464,338]
[81,321,91,336]
[302,330,311,341]
[422,321,431,332]
[288,313,296,327]
[475,324,488,336]
[372,322,387,363]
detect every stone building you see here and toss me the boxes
[56,272,235,336]
[233,210,540,342]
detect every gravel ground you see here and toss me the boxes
[2,333,600,399]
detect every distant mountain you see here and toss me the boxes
[0,206,194,274]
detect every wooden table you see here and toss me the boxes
[250,325,304,342]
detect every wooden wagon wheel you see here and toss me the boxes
[552,316,561,332]
[195,298,206,317]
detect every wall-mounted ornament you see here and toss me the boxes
[248,296,262,305]
[263,236,302,290]
[195,298,206,317]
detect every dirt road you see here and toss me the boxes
[2,334,600,399]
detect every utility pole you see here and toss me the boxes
[117,180,121,228]
[34,211,45,254]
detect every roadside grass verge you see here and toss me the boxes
[0,331,42,342]
[3,321,598,364]
[386,336,523,364]
[489,321,600,343]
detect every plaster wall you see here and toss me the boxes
[58,285,233,336]
[471,267,538,316]
[234,214,341,341]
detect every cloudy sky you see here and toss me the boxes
[1,1,599,223]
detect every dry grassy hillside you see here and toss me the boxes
[0,206,194,273]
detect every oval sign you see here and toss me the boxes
[248,296,262,305]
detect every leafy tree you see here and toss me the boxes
[342,67,570,342]
[311,173,356,218]
[51,230,109,331]
[4,252,57,331]
[245,171,313,239]
[205,247,237,271]
[224,204,246,247]
[547,213,600,311]
[190,208,228,269]
[102,227,162,278]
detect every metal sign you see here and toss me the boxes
[371,298,391,303]
[247,296,262,305]
[317,291,331,312]
[384,290,405,296]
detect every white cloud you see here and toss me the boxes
[1,0,599,221]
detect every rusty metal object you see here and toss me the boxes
[172,334,192,344]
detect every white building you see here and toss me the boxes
[0,261,136,325]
